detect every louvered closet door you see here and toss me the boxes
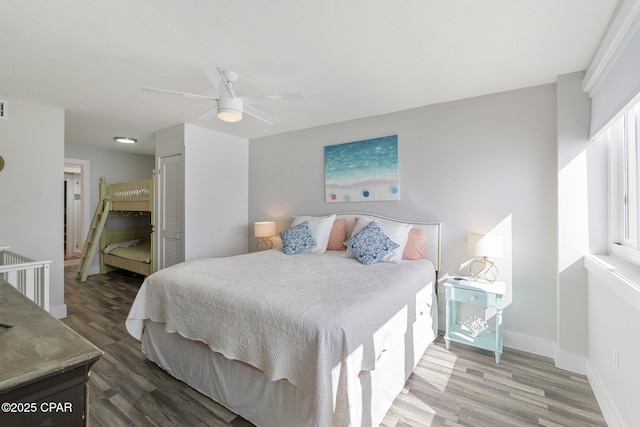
[159,154,182,269]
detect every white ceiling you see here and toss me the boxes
[0,0,619,155]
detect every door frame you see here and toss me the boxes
[64,158,90,258]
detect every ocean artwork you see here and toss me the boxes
[325,135,399,202]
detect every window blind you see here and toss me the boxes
[589,27,640,139]
[586,1,640,139]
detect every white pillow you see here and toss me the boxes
[346,216,412,263]
[291,214,336,253]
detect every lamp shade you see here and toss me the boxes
[468,234,503,258]
[254,221,276,238]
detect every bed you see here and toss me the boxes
[101,228,153,276]
[125,212,441,427]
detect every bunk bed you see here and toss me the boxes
[76,172,156,281]
[99,174,156,276]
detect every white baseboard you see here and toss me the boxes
[554,348,586,374]
[586,360,624,427]
[505,332,624,425]
[504,331,588,375]
[49,303,68,319]
[441,321,579,372]
[503,330,556,359]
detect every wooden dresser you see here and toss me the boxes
[0,280,102,426]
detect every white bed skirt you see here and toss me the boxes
[141,299,437,427]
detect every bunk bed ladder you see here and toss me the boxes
[75,200,111,282]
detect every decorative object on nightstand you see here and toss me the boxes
[444,277,506,363]
[468,234,503,282]
[460,314,489,336]
[254,221,276,250]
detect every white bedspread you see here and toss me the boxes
[126,250,435,426]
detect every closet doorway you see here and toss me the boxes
[64,159,90,264]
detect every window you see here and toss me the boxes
[610,101,640,264]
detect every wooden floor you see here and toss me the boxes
[63,266,607,427]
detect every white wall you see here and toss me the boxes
[156,123,249,263]
[556,71,589,369]
[586,258,640,427]
[555,71,609,373]
[0,97,66,318]
[183,124,249,259]
[249,84,558,352]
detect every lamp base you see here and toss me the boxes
[470,257,498,282]
[257,237,273,251]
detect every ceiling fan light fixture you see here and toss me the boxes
[114,136,137,144]
[217,97,243,122]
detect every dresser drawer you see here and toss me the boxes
[449,286,496,306]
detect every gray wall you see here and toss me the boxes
[249,84,558,352]
[0,97,66,318]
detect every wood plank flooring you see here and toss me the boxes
[62,266,607,426]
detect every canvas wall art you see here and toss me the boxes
[325,135,399,202]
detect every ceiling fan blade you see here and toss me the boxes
[216,66,236,98]
[198,106,219,122]
[243,104,280,125]
[241,93,305,105]
[201,64,221,92]
[142,86,217,101]
[201,64,236,97]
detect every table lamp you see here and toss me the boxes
[468,234,503,282]
[254,221,276,251]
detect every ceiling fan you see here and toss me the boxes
[143,64,304,125]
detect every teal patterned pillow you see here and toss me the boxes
[344,221,399,265]
[280,221,317,255]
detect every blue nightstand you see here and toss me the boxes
[443,278,506,363]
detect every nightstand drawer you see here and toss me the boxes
[449,286,496,306]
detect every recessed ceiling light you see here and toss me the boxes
[114,136,137,144]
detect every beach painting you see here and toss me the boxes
[325,135,399,202]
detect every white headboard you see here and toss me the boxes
[334,212,442,272]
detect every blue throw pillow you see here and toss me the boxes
[344,221,399,265]
[280,221,317,255]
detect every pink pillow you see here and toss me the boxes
[327,218,347,251]
[402,228,425,260]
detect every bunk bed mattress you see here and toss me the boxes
[126,250,437,426]
[106,240,151,263]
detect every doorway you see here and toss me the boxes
[64,159,90,266]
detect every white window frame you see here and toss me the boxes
[610,102,640,266]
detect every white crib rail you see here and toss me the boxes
[0,247,51,312]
